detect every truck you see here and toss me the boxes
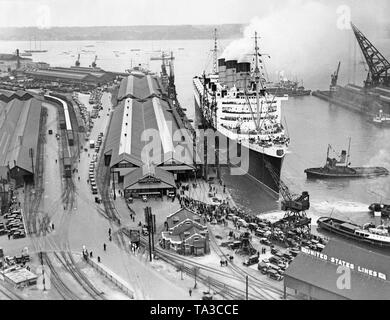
[89,140,95,148]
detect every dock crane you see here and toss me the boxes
[264,159,311,232]
[91,55,97,68]
[351,22,390,88]
[331,61,341,88]
[75,54,80,67]
[151,51,176,98]
[330,61,341,96]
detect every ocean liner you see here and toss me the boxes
[193,32,289,195]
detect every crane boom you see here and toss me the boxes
[351,22,390,87]
[264,159,310,213]
[264,160,292,201]
[92,55,97,68]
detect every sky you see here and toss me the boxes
[0,0,388,28]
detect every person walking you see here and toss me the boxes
[108,228,111,236]
[103,243,106,251]
[109,235,112,242]
[189,288,192,297]
[89,251,93,258]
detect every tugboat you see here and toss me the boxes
[317,216,390,247]
[369,203,390,218]
[304,138,389,179]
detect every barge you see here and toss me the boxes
[317,216,390,247]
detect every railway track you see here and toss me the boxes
[208,227,283,299]
[117,228,265,300]
[42,252,80,300]
[0,286,24,300]
[54,252,105,300]
[95,125,121,224]
[23,107,47,236]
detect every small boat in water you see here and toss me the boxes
[369,203,390,217]
[372,110,390,126]
[317,216,390,247]
[305,139,389,179]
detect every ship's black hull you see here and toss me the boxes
[194,97,283,197]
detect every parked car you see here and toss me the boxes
[142,227,149,236]
[269,256,283,265]
[255,228,266,237]
[289,248,300,257]
[267,269,284,281]
[243,254,259,267]
[259,238,271,246]
[258,261,269,274]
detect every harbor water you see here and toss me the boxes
[1,39,390,228]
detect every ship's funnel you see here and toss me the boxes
[225,59,237,89]
[218,58,226,85]
[236,56,251,90]
[339,150,347,164]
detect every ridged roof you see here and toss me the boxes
[104,72,194,169]
[0,96,41,174]
[123,166,175,190]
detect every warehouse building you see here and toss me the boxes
[25,66,118,86]
[284,239,390,300]
[0,90,42,186]
[104,70,196,198]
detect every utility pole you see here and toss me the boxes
[246,275,249,300]
[193,266,199,289]
[29,148,35,187]
[144,206,155,262]
[112,171,116,200]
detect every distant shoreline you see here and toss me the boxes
[0,24,244,41]
[0,37,240,42]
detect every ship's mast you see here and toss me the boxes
[253,32,261,128]
[212,28,218,75]
[326,144,330,161]
[346,137,351,167]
